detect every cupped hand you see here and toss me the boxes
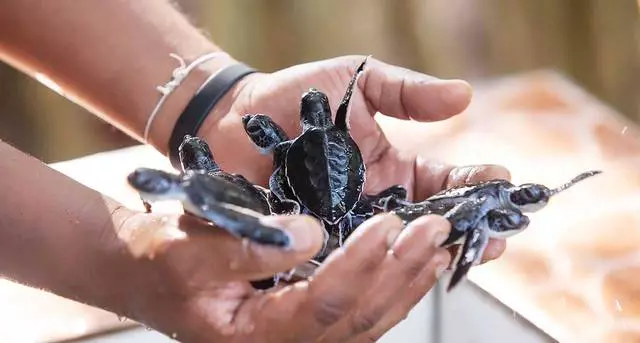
[117,210,451,343]
[203,55,510,264]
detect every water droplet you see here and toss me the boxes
[171,332,178,339]
[622,126,628,135]
[116,315,127,322]
[144,326,152,331]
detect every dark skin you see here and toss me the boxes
[0,1,509,341]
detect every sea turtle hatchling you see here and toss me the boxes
[283,170,602,291]
[242,55,404,252]
[126,136,295,248]
[177,134,301,216]
[377,170,603,291]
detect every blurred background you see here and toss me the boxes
[0,0,638,163]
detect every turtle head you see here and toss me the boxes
[178,135,220,173]
[300,88,333,130]
[242,114,288,154]
[508,170,602,213]
[508,183,551,212]
[127,168,185,201]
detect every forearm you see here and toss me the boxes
[0,0,236,153]
[0,140,152,315]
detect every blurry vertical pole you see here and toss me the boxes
[587,0,640,121]
[380,0,425,73]
[478,0,639,122]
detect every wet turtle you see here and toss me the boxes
[126,135,297,248]
[377,170,603,291]
[177,135,300,216]
[242,56,404,249]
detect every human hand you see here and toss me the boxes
[114,210,451,343]
[199,55,510,264]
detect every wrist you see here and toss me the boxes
[145,53,239,155]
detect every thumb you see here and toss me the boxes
[358,56,473,122]
[217,214,327,281]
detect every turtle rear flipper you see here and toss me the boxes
[334,56,369,132]
[194,201,292,248]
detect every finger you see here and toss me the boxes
[444,164,512,189]
[122,213,325,282]
[362,248,451,341]
[321,215,451,342]
[276,213,404,341]
[357,56,473,122]
[412,159,511,204]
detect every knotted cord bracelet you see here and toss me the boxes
[167,63,257,169]
[143,52,229,143]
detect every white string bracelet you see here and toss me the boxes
[143,52,229,143]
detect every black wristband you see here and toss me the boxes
[168,63,257,169]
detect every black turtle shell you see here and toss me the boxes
[285,126,365,224]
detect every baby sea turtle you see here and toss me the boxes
[380,170,603,291]
[126,136,294,248]
[178,135,300,216]
[242,56,402,248]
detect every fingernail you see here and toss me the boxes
[260,215,324,252]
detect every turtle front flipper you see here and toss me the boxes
[178,135,220,173]
[242,114,290,155]
[195,201,292,248]
[334,55,369,132]
[267,190,301,215]
[486,208,530,238]
[439,197,492,247]
[447,221,490,292]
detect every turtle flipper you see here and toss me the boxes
[268,190,301,215]
[178,135,220,173]
[334,55,369,132]
[242,114,290,154]
[269,165,296,202]
[487,208,530,236]
[197,202,292,247]
[447,222,489,292]
[367,185,409,211]
[439,197,491,247]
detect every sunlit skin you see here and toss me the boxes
[0,1,510,342]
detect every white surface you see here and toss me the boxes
[81,279,555,343]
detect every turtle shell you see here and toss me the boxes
[285,126,365,224]
[182,171,270,216]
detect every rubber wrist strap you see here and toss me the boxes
[168,63,257,169]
